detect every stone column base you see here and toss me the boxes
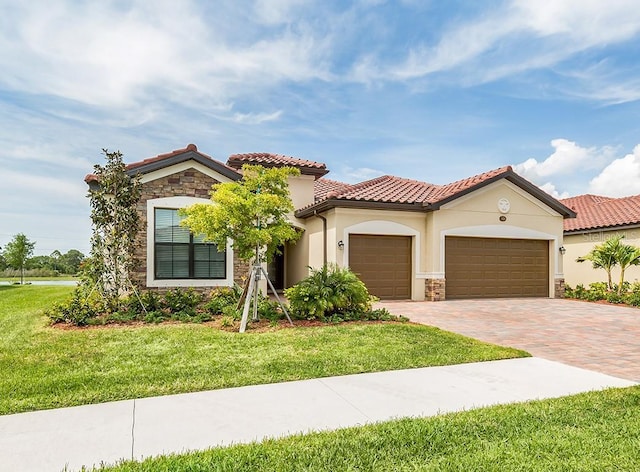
[554,278,565,299]
[425,278,446,301]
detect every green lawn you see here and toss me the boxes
[99,386,640,471]
[0,285,528,415]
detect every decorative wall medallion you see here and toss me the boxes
[497,198,510,214]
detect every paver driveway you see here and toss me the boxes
[380,298,640,382]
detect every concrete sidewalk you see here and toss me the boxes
[1,358,636,472]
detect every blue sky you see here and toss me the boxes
[1,0,640,256]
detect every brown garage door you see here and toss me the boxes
[445,237,549,299]
[349,234,411,300]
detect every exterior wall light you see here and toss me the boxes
[337,240,345,250]
[559,246,566,255]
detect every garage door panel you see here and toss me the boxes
[446,237,548,300]
[349,234,411,300]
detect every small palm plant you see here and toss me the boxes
[615,243,640,295]
[577,235,640,294]
[285,264,372,320]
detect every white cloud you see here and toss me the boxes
[333,166,385,183]
[253,0,309,25]
[232,110,283,124]
[538,182,569,199]
[514,139,612,181]
[350,0,640,90]
[0,1,330,110]
[589,145,640,197]
[513,138,620,198]
[0,169,87,202]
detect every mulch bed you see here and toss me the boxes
[51,317,393,332]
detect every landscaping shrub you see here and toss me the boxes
[585,282,608,301]
[206,284,283,321]
[605,291,625,304]
[625,282,640,307]
[47,273,408,327]
[46,289,103,326]
[565,284,587,300]
[162,288,204,319]
[285,264,374,321]
[205,286,243,315]
[565,280,640,307]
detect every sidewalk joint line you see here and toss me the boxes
[131,399,136,460]
[317,378,372,421]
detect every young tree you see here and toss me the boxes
[86,149,141,309]
[3,233,36,284]
[180,164,301,330]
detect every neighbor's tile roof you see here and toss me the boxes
[227,153,328,178]
[560,194,640,232]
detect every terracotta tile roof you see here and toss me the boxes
[314,178,354,202]
[326,175,437,203]
[297,165,574,219]
[126,144,238,174]
[561,194,640,232]
[227,153,328,178]
[309,167,510,206]
[84,144,239,184]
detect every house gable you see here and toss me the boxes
[126,144,240,182]
[426,168,575,218]
[438,180,563,217]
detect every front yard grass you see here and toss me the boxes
[100,385,640,471]
[0,285,528,415]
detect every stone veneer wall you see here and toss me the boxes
[554,277,565,299]
[130,168,249,291]
[425,278,446,301]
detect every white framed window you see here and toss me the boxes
[146,196,234,288]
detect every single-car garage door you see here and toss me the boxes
[445,237,549,299]
[349,234,411,300]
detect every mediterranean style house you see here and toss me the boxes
[85,144,577,301]
[560,194,640,288]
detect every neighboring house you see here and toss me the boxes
[85,144,576,301]
[560,194,640,288]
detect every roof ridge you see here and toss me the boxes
[427,165,512,202]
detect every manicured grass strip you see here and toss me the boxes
[0,286,527,415]
[98,386,640,472]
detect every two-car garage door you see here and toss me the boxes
[445,236,549,299]
[349,234,549,300]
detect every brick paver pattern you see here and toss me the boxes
[380,298,640,382]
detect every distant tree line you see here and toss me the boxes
[0,233,85,282]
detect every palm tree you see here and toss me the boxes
[576,236,620,290]
[615,243,640,295]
